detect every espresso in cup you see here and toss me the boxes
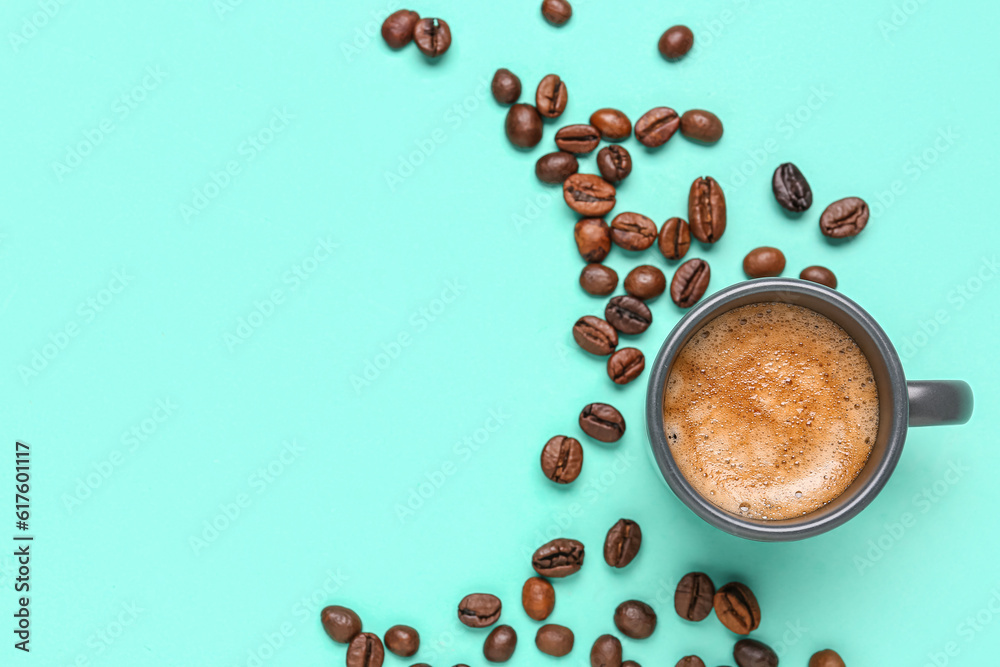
[663,302,879,520]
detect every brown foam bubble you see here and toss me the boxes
[663,302,878,520]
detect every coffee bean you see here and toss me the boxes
[713,582,761,635]
[458,593,502,628]
[580,264,618,295]
[384,625,419,657]
[635,107,680,147]
[532,538,585,577]
[590,108,632,141]
[536,151,579,184]
[579,403,626,442]
[674,572,715,622]
[574,218,612,262]
[605,295,651,334]
[522,577,556,621]
[381,10,420,49]
[820,197,869,238]
[675,657,706,667]
[505,104,543,148]
[541,435,584,483]
[670,259,710,308]
[742,246,785,278]
[555,124,601,154]
[483,625,517,663]
[347,633,385,667]
[614,600,657,639]
[799,265,837,288]
[413,18,451,57]
[590,634,622,667]
[535,624,574,657]
[491,68,521,105]
[597,145,632,183]
[321,605,362,643]
[734,639,778,667]
[610,212,657,251]
[564,174,616,216]
[607,348,644,384]
[536,74,568,118]
[541,0,572,25]
[624,265,666,300]
[658,217,691,261]
[688,176,726,243]
[603,518,642,567]
[658,25,694,59]
[808,649,845,667]
[573,315,618,355]
[680,110,724,143]
[623,662,642,667]
[772,162,812,212]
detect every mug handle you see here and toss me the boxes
[907,380,973,427]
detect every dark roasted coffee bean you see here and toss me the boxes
[532,538,585,577]
[688,176,726,243]
[541,0,572,25]
[321,605,362,643]
[564,174,616,216]
[535,624,574,657]
[381,10,420,48]
[658,217,691,261]
[772,162,812,212]
[574,218,612,262]
[580,263,618,295]
[713,582,761,635]
[413,18,451,57]
[800,265,837,288]
[675,657,706,667]
[680,109,723,143]
[624,265,666,300]
[635,107,680,147]
[596,145,632,183]
[555,124,601,154]
[483,625,517,662]
[809,649,845,667]
[522,577,556,621]
[505,104,543,148]
[659,25,694,59]
[491,68,521,105]
[536,74,568,118]
[820,197,869,237]
[590,634,622,667]
[610,212,657,251]
[579,403,625,442]
[743,246,785,278]
[670,259,710,308]
[605,295,651,334]
[346,633,385,667]
[384,626,419,657]
[614,600,657,639]
[573,315,618,355]
[458,593,502,628]
[541,435,583,483]
[607,348,644,384]
[536,151,578,184]
[590,108,632,141]
[604,518,642,567]
[734,639,778,667]
[674,572,715,622]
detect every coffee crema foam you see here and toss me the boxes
[663,302,878,520]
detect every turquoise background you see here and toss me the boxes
[1,0,998,664]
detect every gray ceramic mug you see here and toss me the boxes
[645,278,973,541]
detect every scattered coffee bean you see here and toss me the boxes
[799,265,837,288]
[536,74,568,118]
[590,634,622,667]
[541,0,572,25]
[614,600,657,639]
[458,593,502,628]
[688,176,726,243]
[535,624,574,657]
[590,108,632,141]
[604,518,642,567]
[413,18,451,57]
[674,572,715,622]
[635,107,680,147]
[321,605,362,643]
[579,403,626,442]
[384,625,419,657]
[505,104,543,148]
[734,639,778,667]
[670,259,710,308]
[536,151,579,184]
[623,662,642,667]
[597,145,632,183]
[658,217,691,261]
[680,109,724,143]
[381,10,420,49]
[610,212,657,251]
[555,124,601,154]
[659,25,694,59]
[713,582,761,635]
[675,657,706,667]
[522,577,556,621]
[573,315,618,355]
[772,162,812,212]
[743,246,786,278]
[820,197,869,238]
[347,633,385,667]
[564,174,616,216]
[580,263,618,295]
[605,295,652,334]
[491,68,522,105]
[607,347,644,384]
[808,649,845,667]
[532,538,585,577]
[541,435,584,483]
[624,265,666,300]
[484,625,517,663]
[574,218,612,262]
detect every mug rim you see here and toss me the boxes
[644,278,909,541]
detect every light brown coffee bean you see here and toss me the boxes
[536,74,568,118]
[799,265,837,289]
[688,176,726,243]
[680,109,723,143]
[574,218,611,262]
[580,264,618,295]
[522,577,556,620]
[624,265,666,300]
[742,246,786,278]
[564,174,616,217]
[610,212,657,251]
[590,108,632,141]
[658,217,690,260]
